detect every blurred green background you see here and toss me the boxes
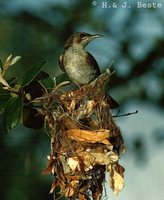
[0,0,164,200]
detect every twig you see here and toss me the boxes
[113,110,138,118]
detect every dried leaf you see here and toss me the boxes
[68,99,76,112]
[78,193,88,200]
[60,155,72,174]
[49,179,58,194]
[121,144,126,154]
[66,174,85,181]
[42,156,54,174]
[89,151,118,165]
[76,100,96,119]
[66,151,118,172]
[108,164,125,196]
[82,151,118,169]
[64,187,75,197]
[67,157,79,171]
[66,129,111,145]
[63,180,79,197]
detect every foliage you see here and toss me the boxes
[0,55,69,134]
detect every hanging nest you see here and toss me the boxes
[41,68,125,200]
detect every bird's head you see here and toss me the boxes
[65,32,103,48]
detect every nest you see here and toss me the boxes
[41,69,125,200]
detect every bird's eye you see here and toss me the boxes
[79,33,86,38]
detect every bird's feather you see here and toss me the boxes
[86,52,101,76]
[59,53,65,72]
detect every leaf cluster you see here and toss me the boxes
[0,55,69,134]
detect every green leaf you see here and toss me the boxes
[55,72,71,85]
[20,60,47,87]
[2,96,23,134]
[0,93,11,113]
[37,71,54,90]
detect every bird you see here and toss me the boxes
[59,32,119,109]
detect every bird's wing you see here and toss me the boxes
[106,94,120,109]
[59,53,65,72]
[87,52,101,76]
[87,53,119,109]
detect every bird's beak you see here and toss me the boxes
[91,34,104,39]
[81,33,103,46]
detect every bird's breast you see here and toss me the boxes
[63,48,97,85]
